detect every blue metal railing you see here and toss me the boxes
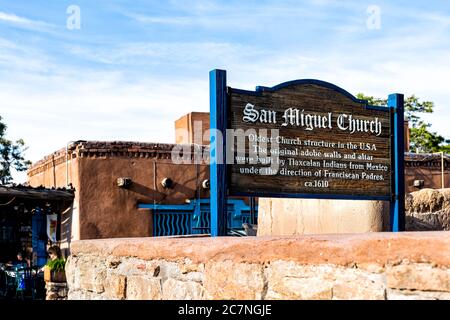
[138,199,257,237]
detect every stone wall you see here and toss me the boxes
[66,232,450,300]
[46,282,68,300]
[406,188,450,231]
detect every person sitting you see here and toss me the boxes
[6,252,29,270]
[38,246,62,272]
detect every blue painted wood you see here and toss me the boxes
[366,105,390,112]
[388,93,405,232]
[139,199,256,236]
[139,203,196,210]
[210,69,228,236]
[31,207,47,267]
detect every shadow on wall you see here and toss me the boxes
[129,181,196,204]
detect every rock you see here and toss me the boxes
[74,254,108,293]
[104,274,127,299]
[45,282,68,300]
[409,189,444,213]
[265,261,385,300]
[406,211,450,231]
[204,261,264,299]
[67,289,107,300]
[65,255,76,289]
[404,189,450,231]
[267,276,333,300]
[162,279,205,299]
[126,275,162,300]
[116,257,157,276]
[332,275,386,300]
[265,261,333,299]
[356,262,385,274]
[157,261,183,281]
[386,264,450,292]
[46,292,59,300]
[386,289,450,300]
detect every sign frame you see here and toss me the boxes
[209,69,405,236]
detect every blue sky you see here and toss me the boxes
[0,0,449,182]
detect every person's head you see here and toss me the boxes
[47,246,62,261]
[17,252,24,261]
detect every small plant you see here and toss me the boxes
[46,258,65,272]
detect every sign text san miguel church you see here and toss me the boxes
[229,81,391,198]
[209,70,405,236]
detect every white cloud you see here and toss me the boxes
[0,11,55,32]
[65,41,269,68]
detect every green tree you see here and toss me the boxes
[0,115,31,184]
[356,93,450,153]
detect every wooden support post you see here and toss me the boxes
[388,93,405,231]
[209,69,228,236]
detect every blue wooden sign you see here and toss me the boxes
[210,69,405,236]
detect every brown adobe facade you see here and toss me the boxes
[405,153,450,192]
[27,141,209,247]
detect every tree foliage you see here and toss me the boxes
[0,115,31,184]
[356,93,450,153]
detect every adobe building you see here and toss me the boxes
[405,152,450,192]
[175,112,210,146]
[27,113,212,254]
[27,141,209,245]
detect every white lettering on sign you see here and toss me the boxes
[243,103,277,124]
[337,114,382,136]
[242,104,383,136]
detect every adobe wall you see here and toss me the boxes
[27,141,210,241]
[27,147,76,189]
[175,112,210,146]
[77,155,208,239]
[27,148,80,249]
[66,232,450,300]
[405,166,450,193]
[257,199,390,235]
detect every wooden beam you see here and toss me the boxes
[0,186,74,202]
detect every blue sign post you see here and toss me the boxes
[209,69,228,237]
[209,69,405,236]
[388,93,405,231]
